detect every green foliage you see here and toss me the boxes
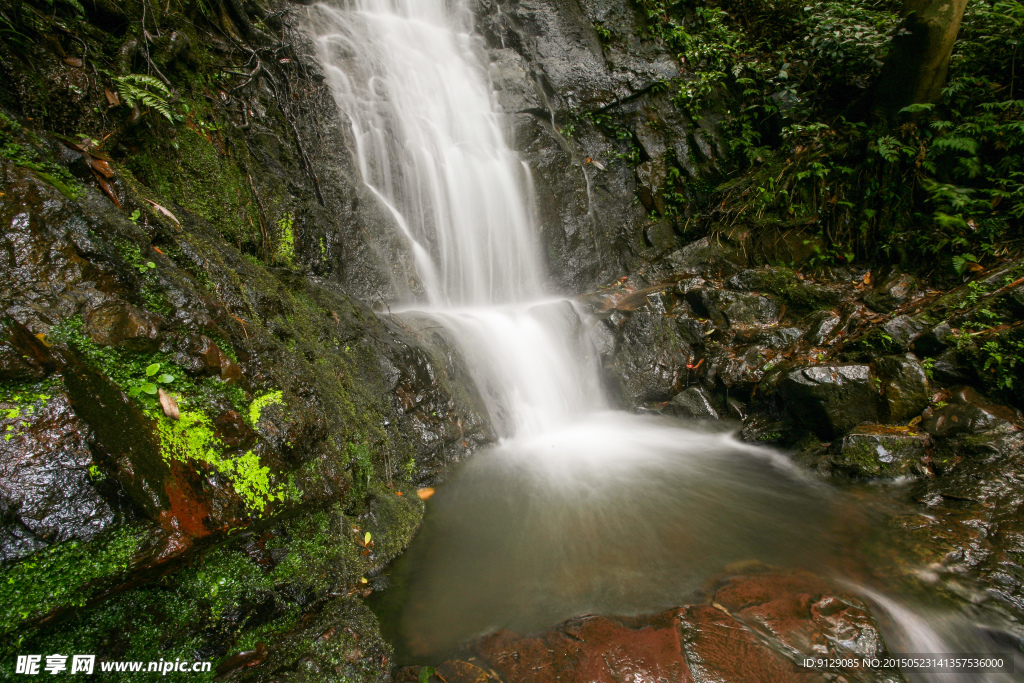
[642,0,1023,273]
[0,527,145,636]
[113,74,178,123]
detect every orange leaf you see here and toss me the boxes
[416,487,435,501]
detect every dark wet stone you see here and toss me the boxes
[835,425,929,477]
[912,322,954,357]
[0,338,48,382]
[608,311,693,406]
[700,290,781,328]
[804,310,842,346]
[83,300,162,351]
[0,391,115,562]
[874,354,930,423]
[758,326,803,350]
[780,364,882,439]
[922,387,1022,438]
[666,386,719,420]
[881,314,928,350]
[864,271,919,313]
[666,237,743,278]
[928,348,976,386]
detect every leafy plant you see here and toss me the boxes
[126,362,175,405]
[113,74,177,123]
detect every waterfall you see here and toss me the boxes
[307,0,603,437]
[304,1,995,669]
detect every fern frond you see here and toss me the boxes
[113,74,176,122]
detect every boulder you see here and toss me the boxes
[700,290,781,328]
[82,300,162,351]
[666,386,719,420]
[0,391,116,562]
[874,354,930,423]
[912,322,954,357]
[835,425,929,477]
[780,365,882,439]
[666,237,742,278]
[804,311,842,347]
[608,311,692,406]
[881,315,928,350]
[922,387,1022,438]
[864,271,919,313]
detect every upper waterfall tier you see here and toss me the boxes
[309,0,546,308]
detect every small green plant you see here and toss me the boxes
[248,390,284,427]
[113,74,177,123]
[128,208,141,224]
[126,363,175,406]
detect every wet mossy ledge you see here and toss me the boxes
[0,0,489,678]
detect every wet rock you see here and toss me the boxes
[700,290,781,328]
[83,300,162,351]
[666,237,743,278]
[666,386,719,420]
[927,348,976,386]
[780,364,882,439]
[635,157,668,214]
[835,425,929,477]
[804,311,842,346]
[0,390,116,562]
[705,345,772,391]
[176,334,242,383]
[922,387,1022,438]
[912,322,954,357]
[727,268,843,312]
[608,311,692,406]
[874,354,930,423]
[0,338,48,381]
[423,570,895,683]
[864,271,919,313]
[758,327,803,350]
[881,314,928,350]
[643,219,679,252]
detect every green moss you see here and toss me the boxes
[0,526,146,638]
[157,410,285,512]
[0,112,83,198]
[276,212,295,265]
[248,389,284,426]
[126,112,258,249]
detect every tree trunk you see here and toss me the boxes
[874,0,968,115]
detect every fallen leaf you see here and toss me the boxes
[87,157,115,179]
[863,272,872,285]
[64,57,83,68]
[104,89,121,107]
[158,388,180,420]
[144,199,181,226]
[417,487,435,501]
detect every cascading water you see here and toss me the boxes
[306,2,1016,679]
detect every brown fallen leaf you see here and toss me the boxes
[104,89,121,107]
[64,57,83,68]
[158,388,180,420]
[417,487,435,501]
[87,157,115,179]
[145,199,181,226]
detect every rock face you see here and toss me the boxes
[397,570,898,683]
[780,365,882,439]
[836,425,929,478]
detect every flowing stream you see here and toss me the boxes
[306,2,1018,679]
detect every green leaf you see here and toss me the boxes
[146,261,156,269]
[158,374,175,384]
[146,363,161,376]
[142,383,158,395]
[418,666,435,683]
[364,532,372,545]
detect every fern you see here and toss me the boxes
[113,74,176,123]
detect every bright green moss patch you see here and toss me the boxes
[157,410,284,512]
[248,390,284,426]
[0,526,146,637]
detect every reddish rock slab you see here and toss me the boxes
[404,571,897,683]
